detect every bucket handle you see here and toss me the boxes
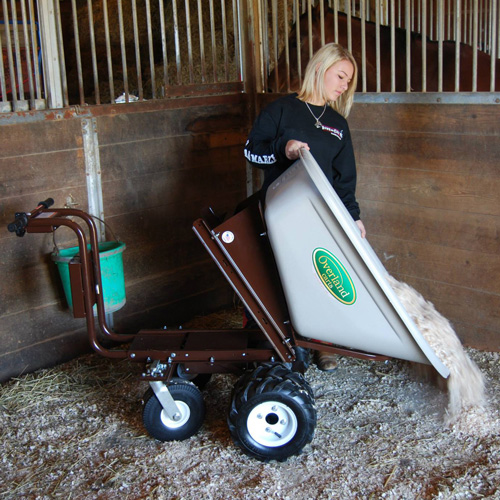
[52,215,120,256]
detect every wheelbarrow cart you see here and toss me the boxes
[7,149,449,462]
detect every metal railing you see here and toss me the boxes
[1,0,499,113]
[1,0,244,112]
[260,0,499,96]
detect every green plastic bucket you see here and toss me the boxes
[52,241,126,314]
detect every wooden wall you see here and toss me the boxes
[349,102,499,350]
[0,94,250,382]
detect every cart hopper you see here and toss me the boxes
[264,149,450,378]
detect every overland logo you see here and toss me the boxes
[312,248,356,305]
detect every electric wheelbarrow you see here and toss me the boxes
[7,149,449,462]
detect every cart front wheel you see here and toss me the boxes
[228,375,316,462]
[142,381,205,441]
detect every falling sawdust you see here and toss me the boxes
[387,275,498,437]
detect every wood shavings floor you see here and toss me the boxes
[1,315,499,499]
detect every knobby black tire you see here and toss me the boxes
[142,381,205,442]
[232,362,314,400]
[228,374,317,462]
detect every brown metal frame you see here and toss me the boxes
[13,194,388,382]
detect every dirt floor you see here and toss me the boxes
[1,309,499,499]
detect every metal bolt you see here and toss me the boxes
[171,353,176,358]
[271,406,277,412]
[257,414,263,419]
[280,419,286,425]
[130,353,136,359]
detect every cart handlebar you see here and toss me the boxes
[7,198,54,236]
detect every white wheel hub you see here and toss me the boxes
[160,400,190,429]
[247,401,298,447]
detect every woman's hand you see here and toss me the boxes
[285,140,310,160]
[356,219,366,238]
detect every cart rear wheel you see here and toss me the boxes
[228,373,316,462]
[142,381,205,441]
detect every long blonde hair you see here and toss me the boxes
[297,43,357,118]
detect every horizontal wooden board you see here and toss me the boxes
[359,199,499,255]
[353,130,499,178]
[368,234,500,295]
[357,164,499,216]
[350,103,500,136]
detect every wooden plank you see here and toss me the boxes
[0,119,83,158]
[359,200,499,255]
[350,103,500,136]
[357,164,499,216]
[368,234,500,295]
[354,130,499,177]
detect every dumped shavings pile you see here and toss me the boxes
[0,308,499,499]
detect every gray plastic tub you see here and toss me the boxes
[264,149,449,378]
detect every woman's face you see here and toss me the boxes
[323,59,354,102]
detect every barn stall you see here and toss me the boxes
[0,0,499,496]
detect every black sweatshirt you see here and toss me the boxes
[244,93,360,221]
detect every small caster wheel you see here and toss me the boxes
[142,380,205,441]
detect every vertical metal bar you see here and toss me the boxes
[438,0,443,91]
[406,0,411,92]
[131,0,143,99]
[19,0,35,107]
[232,0,240,80]
[221,0,230,81]
[185,0,194,83]
[294,0,302,87]
[320,0,325,46]
[454,0,461,91]
[284,0,291,91]
[117,0,129,101]
[159,0,169,90]
[9,0,26,104]
[390,0,396,91]
[102,0,115,102]
[53,0,68,107]
[38,0,64,108]
[172,0,182,84]
[145,0,156,98]
[334,0,339,44]
[86,0,100,105]
[82,117,105,241]
[272,0,279,90]
[361,0,366,92]
[489,0,497,90]
[0,15,8,111]
[2,0,17,109]
[472,0,478,91]
[376,0,381,92]
[422,0,427,91]
[71,0,84,105]
[28,0,42,100]
[260,0,269,90]
[307,0,313,60]
[209,0,218,82]
[197,0,206,82]
[347,0,352,52]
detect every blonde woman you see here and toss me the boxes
[244,43,365,371]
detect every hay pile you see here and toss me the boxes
[1,308,499,499]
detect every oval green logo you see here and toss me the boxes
[312,248,357,305]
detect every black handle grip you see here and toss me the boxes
[37,198,54,209]
[7,213,29,235]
